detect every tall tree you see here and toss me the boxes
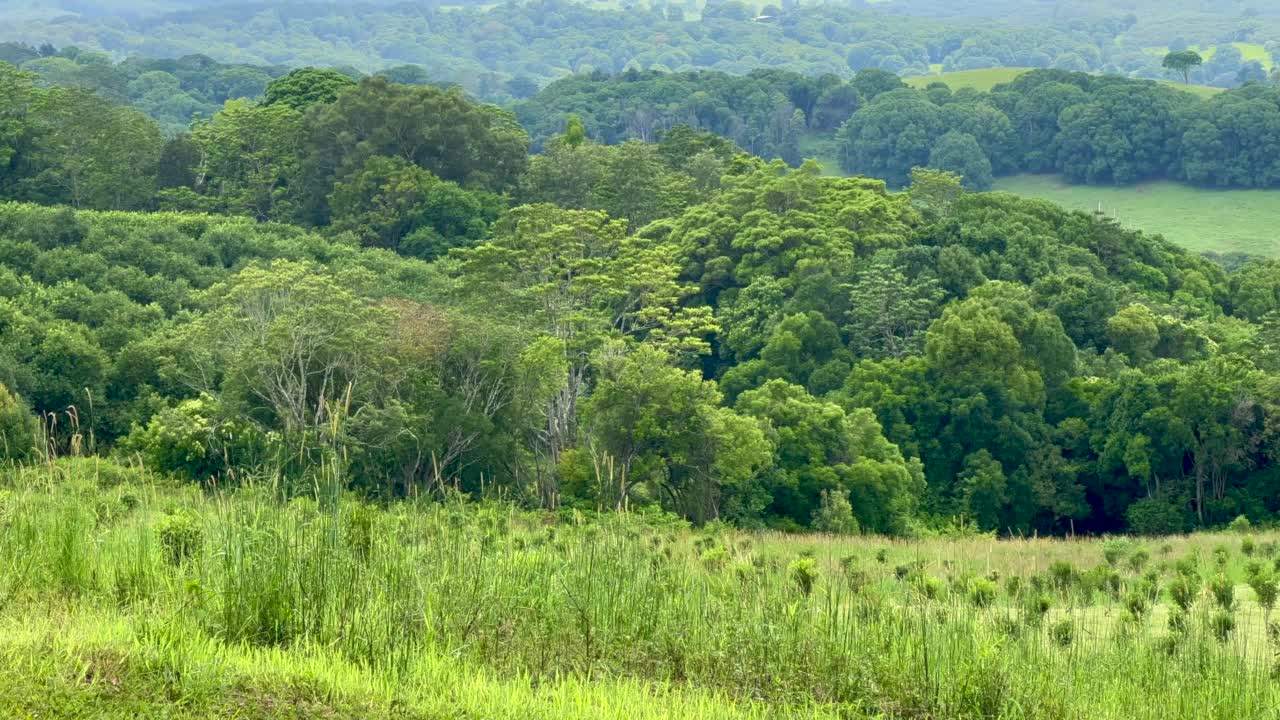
[1162,50,1203,85]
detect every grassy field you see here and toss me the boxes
[1144,42,1275,71]
[3,458,1280,718]
[904,66,1222,98]
[905,67,1033,92]
[798,131,845,176]
[994,174,1280,257]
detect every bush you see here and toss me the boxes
[1004,574,1023,598]
[155,510,203,566]
[918,575,944,600]
[1127,547,1151,573]
[700,546,730,572]
[1102,539,1130,567]
[1248,569,1279,617]
[969,578,997,608]
[1228,515,1252,533]
[1126,497,1184,536]
[1024,593,1052,624]
[812,489,859,535]
[1211,610,1236,642]
[1050,618,1074,647]
[123,394,272,481]
[1209,574,1235,612]
[1213,544,1231,568]
[1048,560,1077,593]
[789,557,820,597]
[1124,589,1149,621]
[0,383,38,462]
[1169,575,1198,612]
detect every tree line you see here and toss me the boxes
[11,50,1280,201]
[6,0,1275,98]
[3,62,1280,536]
[517,67,1280,192]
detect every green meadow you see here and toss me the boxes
[994,174,1280,257]
[905,67,1034,92]
[2,459,1280,719]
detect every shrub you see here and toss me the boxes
[1209,574,1234,612]
[1102,538,1130,567]
[1125,589,1149,622]
[700,546,730,572]
[155,510,203,566]
[812,489,859,535]
[1213,544,1231,568]
[1081,565,1119,601]
[894,561,923,581]
[1048,560,1077,593]
[1051,618,1074,647]
[1169,575,1198,612]
[918,575,944,600]
[343,501,379,560]
[969,578,997,608]
[789,557,820,597]
[123,394,272,481]
[1126,497,1184,536]
[1004,574,1023,598]
[1228,515,1252,533]
[1242,535,1257,557]
[1211,610,1236,642]
[1024,593,1052,624]
[843,565,870,594]
[1248,569,1279,619]
[1127,547,1150,573]
[0,383,38,462]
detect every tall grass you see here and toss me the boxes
[1,460,1278,718]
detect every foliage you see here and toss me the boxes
[0,383,37,462]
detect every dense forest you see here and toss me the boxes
[2,0,1279,95]
[517,67,1280,190]
[6,45,1280,197]
[4,58,1280,537]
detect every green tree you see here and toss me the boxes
[175,261,395,443]
[262,67,357,110]
[24,87,163,209]
[298,77,529,223]
[927,130,993,191]
[0,382,37,461]
[191,99,304,221]
[0,63,39,196]
[1162,50,1204,85]
[846,251,943,359]
[907,167,966,220]
[1106,304,1160,362]
[583,345,771,522]
[736,379,924,534]
[328,155,503,259]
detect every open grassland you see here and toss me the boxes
[3,459,1280,718]
[905,66,1221,98]
[906,67,1033,91]
[1144,42,1275,71]
[994,174,1280,257]
[798,132,846,176]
